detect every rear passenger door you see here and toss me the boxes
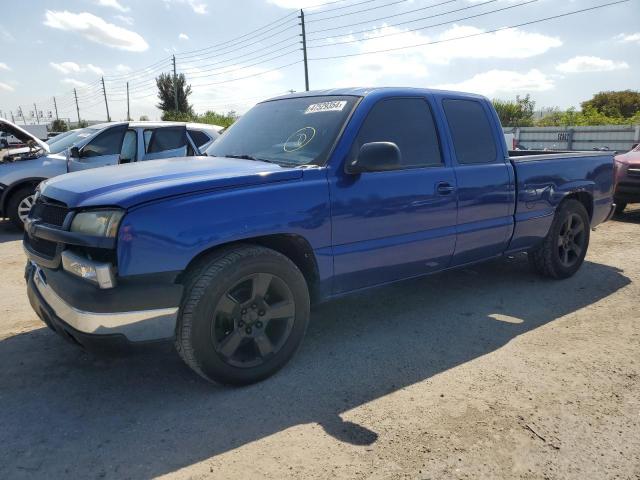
[330,96,458,293]
[142,126,191,161]
[440,98,515,266]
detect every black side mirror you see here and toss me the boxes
[69,146,80,158]
[345,142,401,174]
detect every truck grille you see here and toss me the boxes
[25,197,70,259]
[30,199,69,227]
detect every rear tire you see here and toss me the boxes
[7,186,36,230]
[529,199,590,279]
[175,245,310,385]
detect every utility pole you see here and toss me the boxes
[172,55,178,113]
[33,103,40,124]
[126,82,130,121]
[53,97,59,121]
[18,106,25,124]
[299,9,309,91]
[101,77,111,122]
[73,89,81,125]
[10,111,15,123]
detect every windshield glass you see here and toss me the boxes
[206,96,359,166]
[46,130,76,144]
[47,127,100,154]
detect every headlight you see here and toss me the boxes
[70,209,124,237]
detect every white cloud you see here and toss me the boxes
[87,64,105,75]
[341,24,562,65]
[0,25,14,42]
[50,62,105,75]
[50,61,82,74]
[96,0,130,12]
[0,62,10,71]
[115,64,132,73]
[61,78,89,88]
[556,56,629,73]
[163,0,208,14]
[114,14,134,25]
[436,69,555,96]
[0,82,15,92]
[178,33,189,40]
[267,0,324,7]
[615,32,640,44]
[44,10,148,52]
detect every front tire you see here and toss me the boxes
[529,199,590,279]
[175,245,310,385]
[7,187,36,230]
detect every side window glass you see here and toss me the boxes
[442,99,497,164]
[188,130,211,148]
[120,130,137,163]
[82,126,127,158]
[355,98,442,168]
[143,130,153,152]
[146,127,187,153]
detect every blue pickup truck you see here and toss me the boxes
[23,88,615,385]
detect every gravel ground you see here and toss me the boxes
[0,210,638,480]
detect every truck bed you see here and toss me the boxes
[509,150,612,162]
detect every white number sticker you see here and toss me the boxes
[304,101,347,114]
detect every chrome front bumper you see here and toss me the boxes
[30,266,178,343]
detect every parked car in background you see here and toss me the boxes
[23,88,615,385]
[613,143,640,213]
[0,120,221,228]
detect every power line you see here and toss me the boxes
[308,0,631,59]
[307,0,529,45]
[189,60,301,87]
[183,49,300,79]
[307,0,460,35]
[305,0,389,16]
[176,16,299,60]
[306,0,411,22]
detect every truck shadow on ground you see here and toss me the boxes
[0,255,630,479]
[0,220,21,243]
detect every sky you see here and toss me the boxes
[0,0,638,123]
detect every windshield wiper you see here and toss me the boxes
[223,154,280,165]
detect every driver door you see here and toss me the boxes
[68,124,128,172]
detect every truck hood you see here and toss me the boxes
[40,156,304,209]
[0,119,50,153]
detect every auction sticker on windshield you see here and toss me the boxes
[305,101,347,114]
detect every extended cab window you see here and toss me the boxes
[443,99,497,164]
[82,125,127,157]
[355,98,442,168]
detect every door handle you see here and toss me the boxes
[436,182,456,195]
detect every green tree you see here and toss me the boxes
[50,119,68,132]
[156,72,193,118]
[77,120,89,128]
[581,90,640,119]
[492,95,535,127]
[139,115,149,121]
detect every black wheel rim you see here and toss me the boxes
[211,273,295,368]
[557,213,586,268]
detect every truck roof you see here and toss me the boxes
[264,87,488,102]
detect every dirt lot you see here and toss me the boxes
[0,211,639,480]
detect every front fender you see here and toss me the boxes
[116,169,332,281]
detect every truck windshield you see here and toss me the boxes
[206,95,359,166]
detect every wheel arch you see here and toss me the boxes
[1,177,46,213]
[562,190,594,222]
[176,233,322,302]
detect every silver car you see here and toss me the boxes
[0,120,222,228]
